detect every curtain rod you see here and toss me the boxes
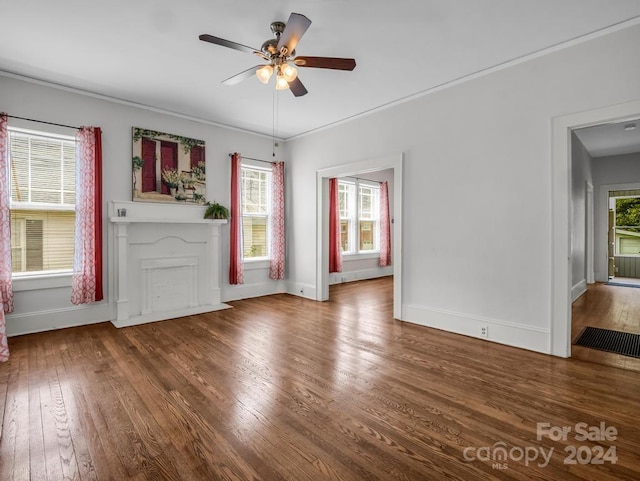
[344,175,381,184]
[228,153,276,164]
[3,113,80,130]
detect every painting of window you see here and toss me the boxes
[131,127,206,204]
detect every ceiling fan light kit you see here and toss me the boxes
[256,65,273,84]
[199,13,356,97]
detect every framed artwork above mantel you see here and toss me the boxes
[131,127,206,205]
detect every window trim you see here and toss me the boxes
[612,195,640,257]
[241,162,272,263]
[12,271,73,292]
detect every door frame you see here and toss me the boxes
[551,99,640,357]
[316,152,403,320]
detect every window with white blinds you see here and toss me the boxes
[241,165,271,259]
[8,128,76,275]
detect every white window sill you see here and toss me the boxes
[243,259,271,270]
[342,252,380,261]
[12,272,73,292]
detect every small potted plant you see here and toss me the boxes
[204,201,229,220]
[132,156,144,197]
[161,168,181,196]
[180,172,195,190]
[192,161,206,181]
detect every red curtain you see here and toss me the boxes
[379,181,391,267]
[329,178,342,273]
[229,153,244,284]
[269,161,285,280]
[0,114,11,361]
[71,127,103,304]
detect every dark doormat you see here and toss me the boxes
[605,282,640,288]
[574,327,640,358]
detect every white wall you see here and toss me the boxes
[570,133,593,300]
[591,152,640,282]
[286,23,640,354]
[1,75,280,335]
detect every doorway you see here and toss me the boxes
[316,153,403,320]
[551,99,640,358]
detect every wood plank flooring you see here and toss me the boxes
[1,276,640,480]
[572,282,640,372]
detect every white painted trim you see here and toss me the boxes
[12,272,73,291]
[403,304,550,354]
[316,153,403,319]
[571,279,588,302]
[6,303,112,337]
[551,99,640,358]
[111,303,231,328]
[0,70,285,141]
[223,280,287,302]
[329,268,393,285]
[288,17,640,141]
[586,182,595,284]
[286,281,317,300]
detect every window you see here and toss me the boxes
[338,179,380,254]
[8,128,76,275]
[613,196,640,256]
[241,165,272,259]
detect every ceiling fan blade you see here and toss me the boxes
[222,65,262,85]
[199,34,260,56]
[277,13,311,55]
[294,56,356,71]
[288,77,308,97]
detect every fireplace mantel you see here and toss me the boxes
[109,201,229,328]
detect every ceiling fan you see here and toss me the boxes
[199,13,356,97]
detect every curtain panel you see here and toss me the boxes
[269,161,285,280]
[71,127,104,304]
[0,114,11,361]
[0,114,13,314]
[329,178,342,273]
[379,181,391,267]
[229,152,244,284]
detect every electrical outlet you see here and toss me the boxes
[480,326,488,338]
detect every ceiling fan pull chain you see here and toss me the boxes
[272,88,277,157]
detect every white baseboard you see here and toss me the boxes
[223,280,287,302]
[329,266,393,285]
[571,279,588,302]
[6,302,112,337]
[286,281,317,300]
[111,303,231,328]
[403,303,551,355]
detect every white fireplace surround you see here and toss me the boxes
[109,201,229,328]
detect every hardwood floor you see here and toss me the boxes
[2,276,640,480]
[572,282,640,372]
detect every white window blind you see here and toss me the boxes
[8,128,76,275]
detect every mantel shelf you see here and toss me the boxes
[109,217,227,225]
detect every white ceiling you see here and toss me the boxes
[2,1,640,140]
[574,119,640,158]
